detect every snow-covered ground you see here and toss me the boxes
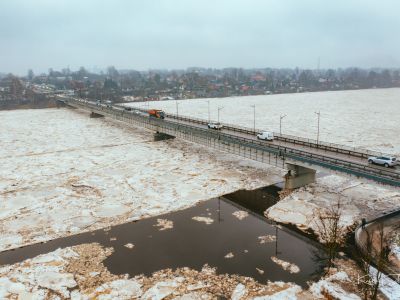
[130,88,400,155]
[0,108,283,252]
[266,175,400,239]
[0,243,382,300]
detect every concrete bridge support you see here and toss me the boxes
[284,163,316,189]
[90,112,104,118]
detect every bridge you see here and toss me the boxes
[56,95,400,188]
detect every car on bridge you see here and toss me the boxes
[368,156,397,167]
[257,131,274,141]
[207,122,223,130]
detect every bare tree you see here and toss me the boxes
[314,198,345,271]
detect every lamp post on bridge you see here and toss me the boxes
[279,114,287,136]
[217,106,224,123]
[251,104,256,134]
[315,111,321,145]
[176,100,180,118]
[207,100,210,122]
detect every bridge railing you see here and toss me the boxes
[152,113,400,185]
[124,104,393,159]
[142,109,393,159]
[60,98,400,186]
[75,101,396,160]
[67,99,390,162]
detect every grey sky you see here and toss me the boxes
[1,0,399,75]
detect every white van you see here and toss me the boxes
[257,131,274,141]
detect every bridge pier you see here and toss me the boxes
[284,163,316,189]
[90,112,104,118]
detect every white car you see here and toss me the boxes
[368,156,397,167]
[257,131,274,141]
[208,122,223,130]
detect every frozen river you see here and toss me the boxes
[0,108,283,252]
[131,88,400,155]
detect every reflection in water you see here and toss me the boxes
[154,132,175,141]
[224,185,281,216]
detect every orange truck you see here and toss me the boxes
[148,109,165,119]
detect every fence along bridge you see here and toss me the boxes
[57,96,400,188]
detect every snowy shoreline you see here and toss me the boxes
[265,175,400,241]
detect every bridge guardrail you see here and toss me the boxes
[60,97,400,186]
[127,105,393,160]
[213,129,399,183]
[153,114,400,185]
[165,113,392,159]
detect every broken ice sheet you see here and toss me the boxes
[232,210,249,220]
[153,218,174,231]
[270,256,300,274]
[192,216,214,225]
[258,235,276,244]
[256,268,265,274]
[124,243,134,249]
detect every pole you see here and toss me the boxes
[207,100,210,122]
[251,104,256,134]
[279,114,287,136]
[176,101,179,118]
[315,111,320,144]
[217,106,223,123]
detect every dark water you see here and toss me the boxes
[0,188,326,287]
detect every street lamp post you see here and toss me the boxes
[176,101,180,118]
[207,100,210,122]
[217,106,223,123]
[315,111,320,145]
[251,104,256,134]
[279,114,287,136]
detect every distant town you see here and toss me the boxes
[1,66,400,109]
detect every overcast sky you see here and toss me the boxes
[1,0,399,75]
